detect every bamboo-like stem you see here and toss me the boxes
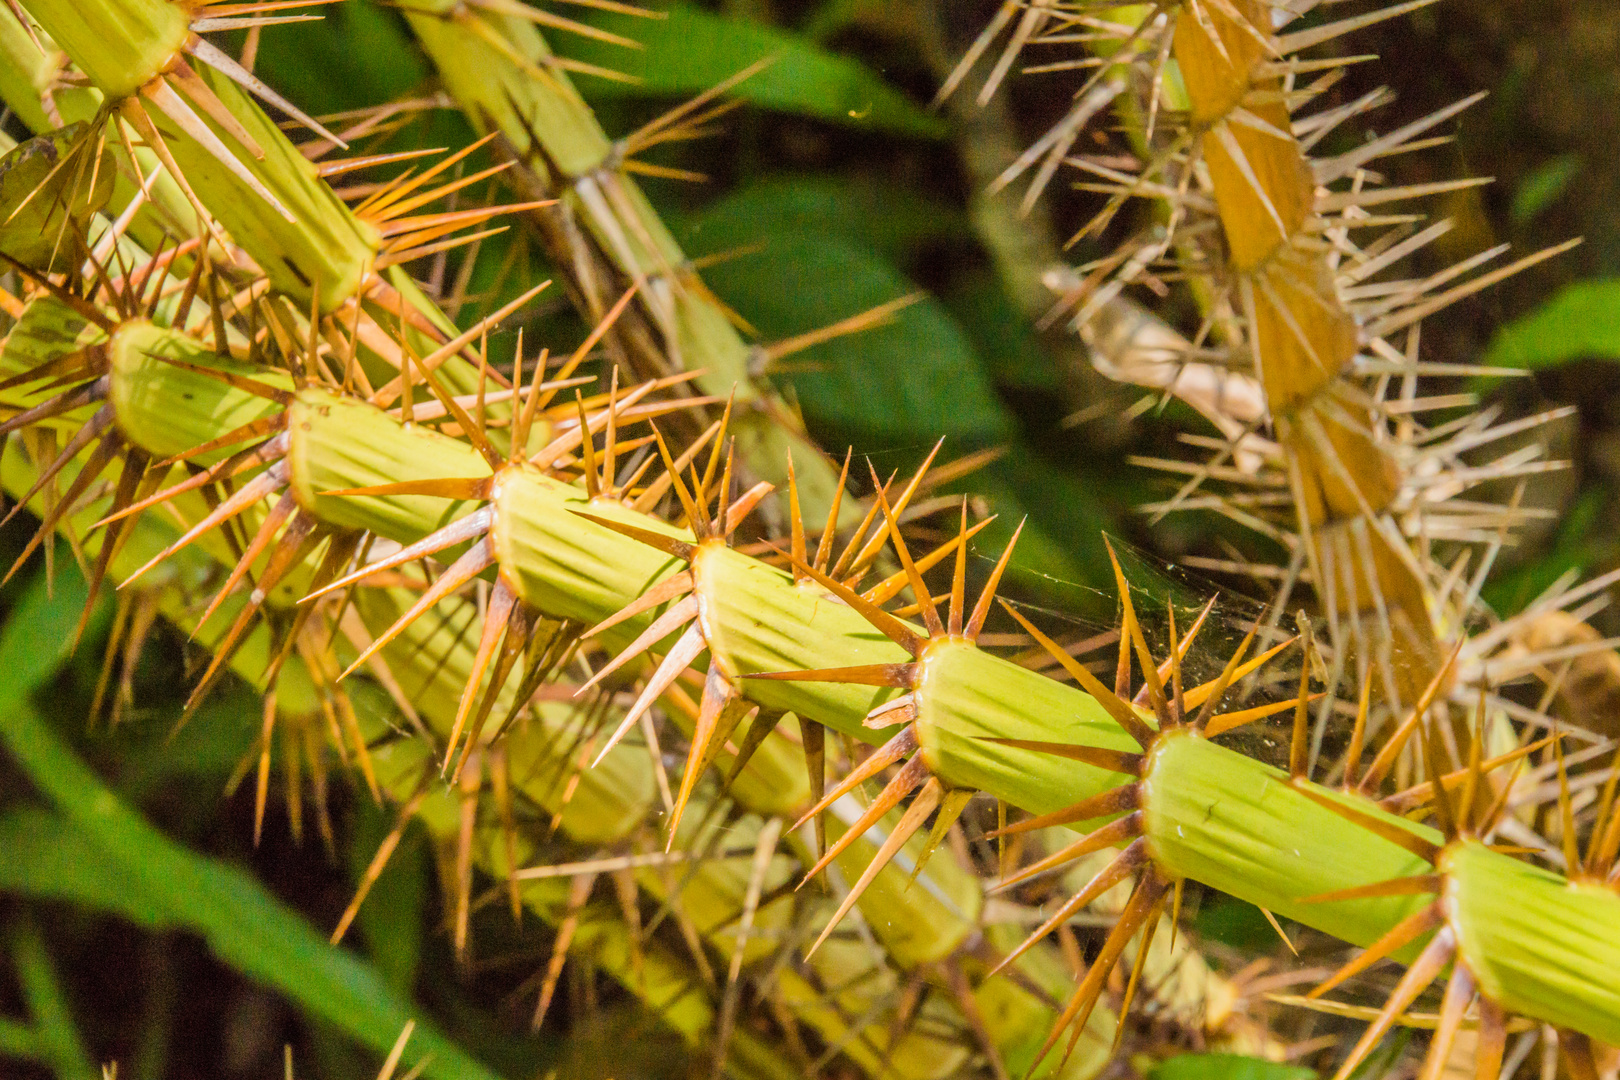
[0,306,1110,1080]
[400,0,860,525]
[0,8,201,257]
[81,320,1620,1044]
[15,0,517,439]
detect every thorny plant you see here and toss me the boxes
[1,2,1620,1080]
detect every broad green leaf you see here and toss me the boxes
[565,3,946,139]
[0,573,506,1080]
[1512,154,1581,225]
[691,217,1011,447]
[251,0,428,117]
[689,175,966,265]
[1483,278,1620,371]
[1150,1055,1315,1080]
[0,807,165,922]
[967,447,1115,599]
[1483,486,1610,615]
[942,271,1063,394]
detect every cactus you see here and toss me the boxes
[3,3,1620,1080]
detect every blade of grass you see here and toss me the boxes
[7,917,96,1080]
[0,570,507,1080]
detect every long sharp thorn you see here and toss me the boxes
[532,871,597,1029]
[591,622,709,767]
[1115,893,1165,1048]
[669,663,750,843]
[986,785,1140,839]
[812,448,852,574]
[787,453,806,575]
[185,35,349,147]
[445,580,519,777]
[332,786,431,944]
[582,570,693,641]
[1029,873,1167,1076]
[999,598,1154,749]
[1183,635,1298,708]
[1306,903,1443,1001]
[1290,782,1442,864]
[1417,716,1459,841]
[799,755,930,904]
[790,724,919,834]
[181,514,320,719]
[965,516,1026,642]
[1331,928,1455,1080]
[338,538,496,680]
[196,490,297,630]
[0,377,106,439]
[164,58,263,157]
[154,413,289,469]
[869,465,941,636]
[573,391,600,497]
[577,594,699,694]
[906,786,973,889]
[1343,666,1374,789]
[1475,998,1507,1080]
[981,736,1143,777]
[121,461,288,587]
[1205,692,1327,739]
[1190,615,1263,730]
[993,812,1143,892]
[648,425,706,538]
[302,508,491,603]
[805,775,942,960]
[1298,875,1443,905]
[9,441,120,587]
[1380,736,1554,816]
[569,510,695,562]
[1554,727,1581,870]
[725,707,786,789]
[1104,537,1170,721]
[1418,965,1475,1080]
[778,544,924,657]
[801,719,826,857]
[744,662,917,687]
[723,480,773,536]
[141,78,292,219]
[1359,640,1464,792]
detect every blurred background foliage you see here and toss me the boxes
[4,0,1620,1076]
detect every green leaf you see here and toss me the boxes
[0,573,506,1080]
[1482,486,1611,615]
[968,447,1113,599]
[941,270,1062,394]
[564,3,946,139]
[250,0,428,117]
[691,214,1010,447]
[350,802,429,998]
[1149,1054,1315,1080]
[1511,154,1581,225]
[0,807,168,922]
[0,1014,38,1063]
[8,917,95,1080]
[689,174,966,265]
[1483,278,1620,371]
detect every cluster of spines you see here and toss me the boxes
[942,0,1620,1075]
[8,2,1620,1078]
